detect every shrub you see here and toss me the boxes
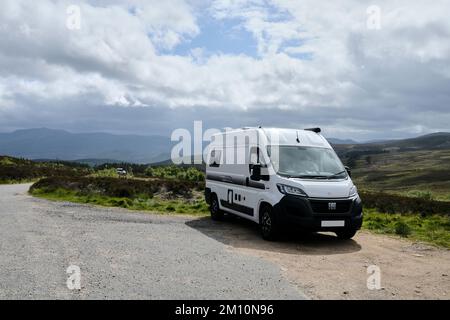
[360,191,450,216]
[0,156,92,182]
[144,165,204,182]
[30,176,204,200]
[394,221,411,237]
[165,205,176,212]
[407,190,434,201]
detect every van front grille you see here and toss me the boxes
[309,199,352,214]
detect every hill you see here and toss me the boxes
[0,155,92,183]
[332,132,450,201]
[333,132,450,154]
[0,128,171,164]
[326,137,359,144]
[35,158,125,167]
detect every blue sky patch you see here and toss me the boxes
[165,16,258,58]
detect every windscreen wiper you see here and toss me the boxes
[326,170,346,179]
[288,175,329,179]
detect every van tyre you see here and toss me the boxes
[210,195,224,221]
[335,228,358,240]
[260,205,279,241]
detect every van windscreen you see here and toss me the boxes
[268,146,347,179]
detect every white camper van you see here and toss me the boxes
[204,127,363,241]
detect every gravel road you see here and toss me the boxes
[1,184,449,300]
[0,184,304,300]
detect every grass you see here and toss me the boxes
[350,149,450,201]
[144,165,204,182]
[362,209,450,248]
[89,168,125,178]
[31,187,209,217]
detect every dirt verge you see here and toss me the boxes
[188,217,450,299]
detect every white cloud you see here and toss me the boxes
[0,0,449,138]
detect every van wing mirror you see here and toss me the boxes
[250,164,262,181]
[345,166,351,177]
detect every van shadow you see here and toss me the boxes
[186,215,361,256]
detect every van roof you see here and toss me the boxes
[211,127,332,148]
[261,128,331,148]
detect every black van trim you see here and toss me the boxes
[220,200,254,216]
[206,174,265,190]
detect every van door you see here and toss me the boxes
[235,146,268,222]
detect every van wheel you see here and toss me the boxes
[335,228,358,240]
[210,195,224,221]
[260,206,278,241]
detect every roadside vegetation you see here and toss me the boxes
[0,156,91,184]
[2,153,449,247]
[359,191,450,216]
[363,209,450,248]
[30,176,449,247]
[144,165,204,181]
[30,176,209,216]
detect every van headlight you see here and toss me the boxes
[277,184,308,197]
[349,185,358,197]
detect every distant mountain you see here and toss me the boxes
[347,132,450,151]
[0,128,172,164]
[326,138,359,145]
[333,132,450,157]
[380,132,450,150]
[33,158,125,167]
[1,128,449,165]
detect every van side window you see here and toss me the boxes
[209,149,221,167]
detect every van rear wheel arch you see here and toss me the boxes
[210,193,224,221]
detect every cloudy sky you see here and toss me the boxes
[0,0,449,140]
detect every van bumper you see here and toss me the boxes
[273,195,363,231]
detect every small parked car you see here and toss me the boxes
[116,168,127,176]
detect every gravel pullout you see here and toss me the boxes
[0,184,305,300]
